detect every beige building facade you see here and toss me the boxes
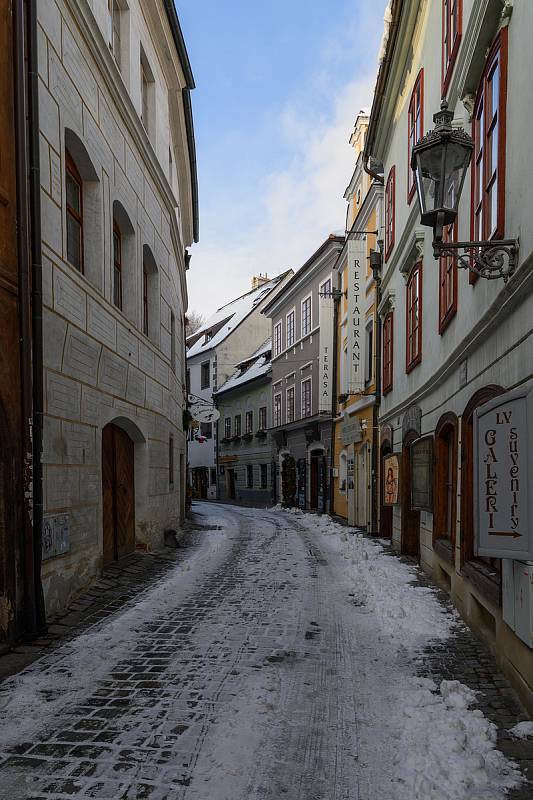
[37,0,197,614]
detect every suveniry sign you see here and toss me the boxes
[474,384,533,561]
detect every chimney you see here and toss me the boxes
[251,273,270,290]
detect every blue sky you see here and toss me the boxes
[176,1,386,317]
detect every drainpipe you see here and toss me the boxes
[370,249,383,535]
[27,0,46,633]
[328,288,341,518]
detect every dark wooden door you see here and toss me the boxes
[310,455,319,510]
[102,424,135,565]
[401,435,420,558]
[228,469,236,500]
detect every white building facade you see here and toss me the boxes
[366,0,533,710]
[37,0,198,613]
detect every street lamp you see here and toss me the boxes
[411,100,519,282]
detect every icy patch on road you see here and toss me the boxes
[0,515,229,749]
[277,508,524,799]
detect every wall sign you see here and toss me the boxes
[341,415,362,446]
[347,238,367,395]
[383,454,400,505]
[474,384,533,560]
[318,292,334,412]
[410,437,433,512]
[42,514,70,561]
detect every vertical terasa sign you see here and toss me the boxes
[318,291,334,412]
[347,238,366,395]
[474,384,533,561]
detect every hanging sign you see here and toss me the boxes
[318,291,335,413]
[474,384,533,561]
[383,454,400,505]
[347,238,367,395]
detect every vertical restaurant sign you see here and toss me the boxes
[347,238,367,395]
[474,385,533,561]
[319,290,335,412]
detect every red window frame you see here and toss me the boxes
[407,69,424,203]
[438,222,458,333]
[113,222,122,310]
[385,166,395,261]
[470,28,508,286]
[382,312,394,394]
[406,262,422,372]
[442,0,462,96]
[143,264,149,336]
[65,151,84,273]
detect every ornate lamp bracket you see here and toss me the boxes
[432,237,519,283]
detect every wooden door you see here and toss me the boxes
[228,469,236,500]
[310,455,319,510]
[102,424,135,565]
[401,434,420,558]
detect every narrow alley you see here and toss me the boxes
[0,504,531,800]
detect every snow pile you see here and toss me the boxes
[400,679,522,799]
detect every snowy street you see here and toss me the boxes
[0,503,530,799]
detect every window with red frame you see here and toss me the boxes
[406,263,422,371]
[407,70,423,202]
[472,30,507,248]
[142,263,149,336]
[439,222,457,332]
[442,0,462,95]
[385,167,395,260]
[382,312,393,394]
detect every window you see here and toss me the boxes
[472,30,508,253]
[273,321,282,356]
[246,464,253,488]
[286,310,295,347]
[108,0,121,70]
[320,278,332,296]
[224,417,231,439]
[442,0,462,95]
[66,151,83,272]
[385,166,395,260]
[382,312,393,395]
[407,70,424,202]
[201,361,210,389]
[273,393,282,427]
[186,369,190,394]
[365,321,374,385]
[260,464,268,490]
[245,411,253,434]
[301,296,312,336]
[170,311,176,374]
[439,223,457,332]
[301,378,312,418]
[112,222,122,309]
[142,263,149,336]
[141,51,150,131]
[169,435,174,488]
[406,263,422,372]
[434,415,458,558]
[286,386,295,423]
[259,406,267,430]
[234,415,241,437]
[200,422,212,439]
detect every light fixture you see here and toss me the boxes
[411,100,518,282]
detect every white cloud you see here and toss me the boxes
[187,18,381,317]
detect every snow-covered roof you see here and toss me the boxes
[187,275,285,359]
[216,339,272,396]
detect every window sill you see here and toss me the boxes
[461,560,501,607]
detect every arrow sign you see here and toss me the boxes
[488,531,523,539]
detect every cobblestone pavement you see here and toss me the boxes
[0,503,531,799]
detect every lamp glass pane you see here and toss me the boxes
[442,140,472,215]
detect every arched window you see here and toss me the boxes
[460,385,506,605]
[434,413,458,564]
[142,245,159,343]
[64,129,102,289]
[112,200,136,322]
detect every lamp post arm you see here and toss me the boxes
[432,238,519,282]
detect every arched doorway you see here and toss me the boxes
[401,431,420,558]
[102,423,135,565]
[380,440,393,539]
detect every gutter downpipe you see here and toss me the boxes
[328,284,341,518]
[371,255,383,536]
[27,0,46,633]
